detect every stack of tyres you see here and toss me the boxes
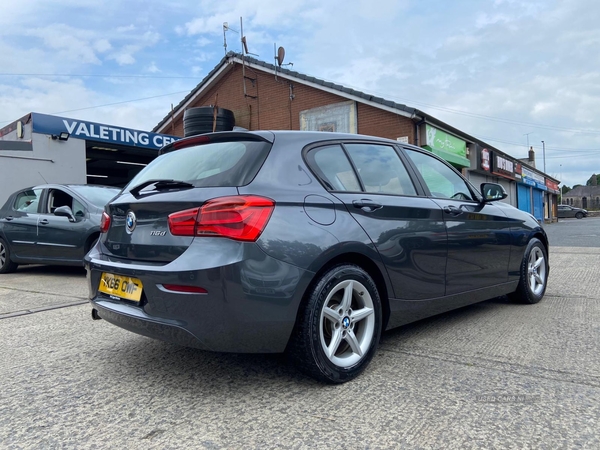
[183,107,235,137]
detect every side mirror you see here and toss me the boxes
[480,183,508,202]
[54,205,76,222]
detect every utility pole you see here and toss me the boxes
[560,164,562,204]
[541,140,546,174]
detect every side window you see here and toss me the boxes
[47,189,75,214]
[13,189,43,213]
[405,149,474,201]
[308,145,361,191]
[345,144,416,196]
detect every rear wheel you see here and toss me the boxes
[288,264,382,383]
[509,238,548,304]
[0,238,18,274]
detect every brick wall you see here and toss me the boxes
[165,63,415,143]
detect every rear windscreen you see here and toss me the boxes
[125,140,271,189]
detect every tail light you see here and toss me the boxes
[168,195,275,242]
[100,211,111,233]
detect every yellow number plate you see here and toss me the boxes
[98,273,143,302]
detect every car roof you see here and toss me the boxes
[165,129,419,153]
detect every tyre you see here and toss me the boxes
[575,212,583,219]
[0,238,18,274]
[288,264,382,383]
[509,238,548,304]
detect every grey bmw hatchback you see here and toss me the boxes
[85,130,549,383]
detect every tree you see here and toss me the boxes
[586,174,600,186]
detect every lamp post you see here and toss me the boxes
[541,140,546,174]
[560,164,562,204]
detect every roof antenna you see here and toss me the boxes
[223,22,238,55]
[273,44,293,81]
[239,17,259,57]
[38,171,48,183]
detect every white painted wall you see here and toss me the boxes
[0,129,86,207]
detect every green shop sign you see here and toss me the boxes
[423,124,470,167]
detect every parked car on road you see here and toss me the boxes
[85,131,549,383]
[0,184,120,273]
[557,204,588,219]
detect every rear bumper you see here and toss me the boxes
[85,238,314,353]
[92,300,209,349]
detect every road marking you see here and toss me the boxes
[0,300,87,319]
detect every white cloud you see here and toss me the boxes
[146,62,161,73]
[2,0,600,187]
[94,39,112,53]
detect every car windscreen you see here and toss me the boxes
[125,140,272,190]
[69,186,121,207]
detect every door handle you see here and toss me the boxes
[352,199,383,212]
[443,205,463,216]
[5,216,14,221]
[39,219,50,225]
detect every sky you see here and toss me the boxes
[1,0,599,188]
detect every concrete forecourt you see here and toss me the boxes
[0,218,599,448]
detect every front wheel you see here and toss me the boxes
[0,238,18,274]
[288,264,382,383]
[509,238,548,304]
[575,212,583,219]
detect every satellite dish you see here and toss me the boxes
[276,46,285,67]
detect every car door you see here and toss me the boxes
[558,205,574,218]
[35,187,89,261]
[0,188,43,259]
[403,148,513,295]
[306,142,447,301]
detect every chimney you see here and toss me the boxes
[528,146,536,168]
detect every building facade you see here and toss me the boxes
[0,113,178,207]
[563,186,600,210]
[155,52,559,222]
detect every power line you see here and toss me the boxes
[0,90,190,125]
[5,70,600,135]
[473,135,600,153]
[411,100,600,135]
[0,73,200,79]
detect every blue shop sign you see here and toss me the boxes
[522,178,536,187]
[31,112,180,150]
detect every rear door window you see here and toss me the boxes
[307,145,361,191]
[344,144,417,196]
[13,189,43,213]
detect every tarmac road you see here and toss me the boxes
[1,220,599,449]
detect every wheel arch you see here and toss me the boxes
[533,231,549,259]
[84,232,101,254]
[301,252,391,332]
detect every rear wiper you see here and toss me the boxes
[129,179,194,197]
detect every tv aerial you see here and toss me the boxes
[274,45,293,68]
[223,18,258,57]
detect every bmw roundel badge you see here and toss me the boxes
[342,317,350,329]
[126,211,137,234]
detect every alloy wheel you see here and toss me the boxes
[527,246,546,296]
[0,241,6,268]
[319,279,375,368]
